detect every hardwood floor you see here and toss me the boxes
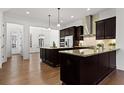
[0,53,124,85]
[0,53,60,85]
[99,70,124,85]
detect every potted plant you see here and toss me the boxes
[97,43,104,51]
[109,43,116,49]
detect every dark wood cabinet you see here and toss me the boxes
[60,30,65,37]
[96,17,116,40]
[60,26,76,37]
[96,20,105,39]
[60,26,83,46]
[64,28,69,36]
[80,56,99,84]
[40,47,91,67]
[60,51,116,85]
[75,26,83,40]
[104,17,116,39]
[60,54,80,84]
[98,53,110,79]
[68,27,75,35]
[109,51,116,71]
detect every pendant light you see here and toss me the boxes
[57,8,60,27]
[48,14,51,30]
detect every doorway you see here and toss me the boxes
[7,23,23,57]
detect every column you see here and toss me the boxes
[23,24,30,60]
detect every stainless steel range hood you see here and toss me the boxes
[81,15,95,37]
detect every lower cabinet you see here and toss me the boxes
[40,49,60,67]
[98,53,110,80]
[109,51,116,71]
[80,56,99,84]
[60,54,80,84]
[60,51,116,85]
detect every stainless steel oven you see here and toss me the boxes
[60,37,65,47]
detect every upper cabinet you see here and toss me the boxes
[60,29,65,37]
[60,26,76,37]
[60,26,83,46]
[96,17,116,40]
[104,17,116,39]
[76,26,84,40]
[60,26,83,39]
[96,20,105,39]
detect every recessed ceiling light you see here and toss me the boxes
[26,11,30,14]
[71,16,74,18]
[87,8,91,11]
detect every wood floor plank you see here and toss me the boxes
[0,53,124,85]
[0,53,60,85]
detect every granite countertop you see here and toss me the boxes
[40,47,73,49]
[40,46,94,49]
[59,48,120,57]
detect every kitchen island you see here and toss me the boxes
[59,48,119,85]
[40,46,93,67]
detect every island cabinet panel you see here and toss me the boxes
[109,51,116,71]
[60,51,116,85]
[40,48,46,62]
[80,56,99,84]
[42,49,60,67]
[97,53,110,82]
[60,54,80,84]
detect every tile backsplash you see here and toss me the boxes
[79,36,116,48]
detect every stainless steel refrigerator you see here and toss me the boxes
[65,35,73,48]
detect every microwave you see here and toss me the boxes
[60,37,65,42]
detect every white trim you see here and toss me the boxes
[0,63,3,69]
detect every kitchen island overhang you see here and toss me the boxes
[59,48,119,85]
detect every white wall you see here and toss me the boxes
[62,19,83,29]
[116,9,124,70]
[30,26,59,53]
[30,26,50,52]
[49,29,60,47]
[0,12,7,68]
[98,8,116,20]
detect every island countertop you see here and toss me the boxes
[40,46,94,50]
[59,48,120,57]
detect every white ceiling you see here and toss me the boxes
[0,8,10,12]
[4,8,107,28]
